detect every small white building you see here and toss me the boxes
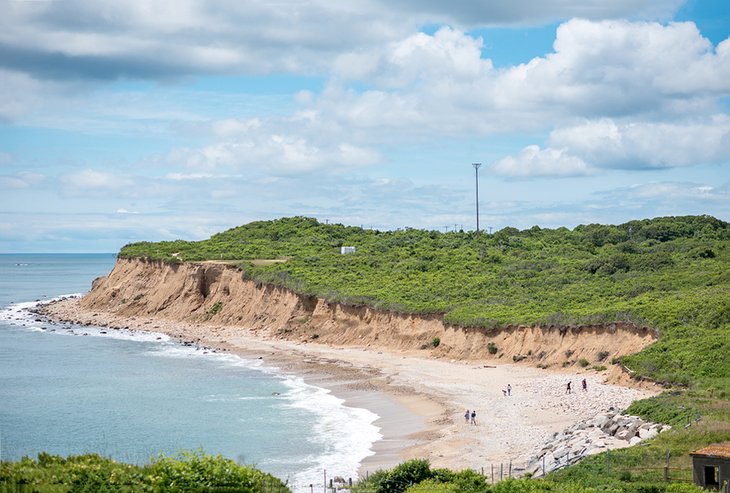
[340,246,356,254]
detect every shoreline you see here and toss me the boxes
[37,297,659,477]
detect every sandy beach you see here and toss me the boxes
[38,297,658,478]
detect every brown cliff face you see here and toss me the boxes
[80,257,657,368]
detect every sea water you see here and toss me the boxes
[0,254,380,490]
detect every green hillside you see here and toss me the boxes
[121,215,729,389]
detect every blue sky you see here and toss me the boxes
[0,0,728,252]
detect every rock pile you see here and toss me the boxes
[524,407,671,477]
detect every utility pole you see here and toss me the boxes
[472,163,482,233]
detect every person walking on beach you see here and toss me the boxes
[507,384,512,396]
[582,378,587,392]
[566,381,572,394]
[470,410,477,425]
[465,409,470,424]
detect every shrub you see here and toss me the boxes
[597,351,610,361]
[147,450,289,492]
[208,301,223,315]
[487,342,498,355]
[432,337,441,348]
[513,354,527,362]
[578,358,590,367]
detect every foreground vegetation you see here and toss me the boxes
[0,450,289,492]
[118,216,730,491]
[350,458,707,493]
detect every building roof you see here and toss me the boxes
[691,442,730,459]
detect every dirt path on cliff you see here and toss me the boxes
[38,297,658,475]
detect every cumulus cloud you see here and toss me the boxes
[494,115,730,177]
[137,18,730,177]
[163,117,381,175]
[491,145,593,177]
[304,19,730,145]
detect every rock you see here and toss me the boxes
[639,428,658,440]
[629,436,642,445]
[615,429,633,441]
[553,446,569,460]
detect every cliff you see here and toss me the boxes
[75,257,657,368]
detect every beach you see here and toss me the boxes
[39,297,658,477]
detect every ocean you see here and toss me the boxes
[0,254,380,490]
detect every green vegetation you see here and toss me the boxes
[432,337,441,348]
[118,215,730,491]
[0,450,290,492]
[352,459,707,493]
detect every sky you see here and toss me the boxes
[1,0,729,252]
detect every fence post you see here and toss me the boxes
[542,456,545,477]
[491,464,494,484]
[664,451,670,482]
[509,460,512,479]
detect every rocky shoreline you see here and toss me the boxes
[525,408,671,477]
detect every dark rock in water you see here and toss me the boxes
[100,331,107,334]
[156,337,162,340]
[35,318,42,322]
[50,329,56,332]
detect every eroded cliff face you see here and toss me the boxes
[80,257,657,366]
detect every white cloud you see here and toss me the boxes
[494,115,730,177]
[60,169,135,195]
[163,118,381,175]
[550,116,730,169]
[491,145,592,177]
[300,19,730,145]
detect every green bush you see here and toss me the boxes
[0,451,290,492]
[488,342,499,355]
[207,302,223,315]
[578,358,590,367]
[432,337,441,348]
